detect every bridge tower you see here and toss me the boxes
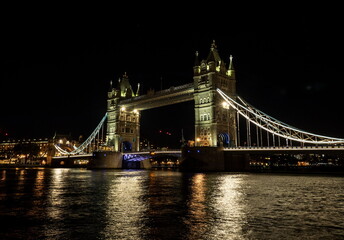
[106,73,140,152]
[193,41,237,147]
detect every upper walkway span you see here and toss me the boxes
[119,83,194,110]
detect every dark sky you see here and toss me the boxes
[1,9,344,147]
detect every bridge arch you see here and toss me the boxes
[218,133,230,147]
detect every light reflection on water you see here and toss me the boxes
[208,175,247,239]
[0,169,343,239]
[104,171,149,239]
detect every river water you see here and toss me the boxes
[0,168,343,239]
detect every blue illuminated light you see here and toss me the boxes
[197,150,200,153]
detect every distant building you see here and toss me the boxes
[0,138,50,164]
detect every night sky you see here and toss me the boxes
[2,10,344,147]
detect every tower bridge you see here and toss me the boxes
[106,40,236,152]
[52,40,344,171]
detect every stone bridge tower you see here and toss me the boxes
[106,73,140,152]
[193,41,237,147]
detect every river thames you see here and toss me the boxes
[0,168,343,239]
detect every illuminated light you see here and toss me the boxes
[196,138,201,142]
[59,139,63,144]
[197,150,200,153]
[66,141,70,145]
[222,101,229,109]
[133,109,138,114]
[121,107,126,111]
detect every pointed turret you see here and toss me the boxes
[206,40,222,72]
[193,51,201,75]
[119,72,135,98]
[108,80,113,92]
[207,40,222,63]
[136,83,140,96]
[194,51,200,66]
[227,55,235,77]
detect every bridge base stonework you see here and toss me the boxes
[89,151,123,169]
[90,151,153,169]
[180,147,250,171]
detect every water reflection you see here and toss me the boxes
[185,173,208,239]
[0,169,343,239]
[47,169,67,219]
[208,174,247,239]
[145,170,186,239]
[104,170,149,240]
[1,169,6,181]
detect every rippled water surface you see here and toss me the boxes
[0,168,343,239]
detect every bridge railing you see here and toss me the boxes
[223,145,344,150]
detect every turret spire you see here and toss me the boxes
[136,83,140,96]
[210,40,217,51]
[227,55,235,77]
[194,51,200,66]
[108,80,113,92]
[207,40,221,64]
[229,55,234,70]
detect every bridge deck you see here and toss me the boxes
[223,146,344,153]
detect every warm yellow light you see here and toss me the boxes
[133,109,138,114]
[121,107,126,111]
[222,101,229,109]
[196,138,201,142]
[59,139,63,144]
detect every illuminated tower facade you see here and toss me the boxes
[193,41,237,147]
[106,73,140,152]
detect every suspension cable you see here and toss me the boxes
[217,89,344,144]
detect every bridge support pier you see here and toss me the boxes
[180,147,250,171]
[89,151,123,169]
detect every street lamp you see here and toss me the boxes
[196,137,201,146]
